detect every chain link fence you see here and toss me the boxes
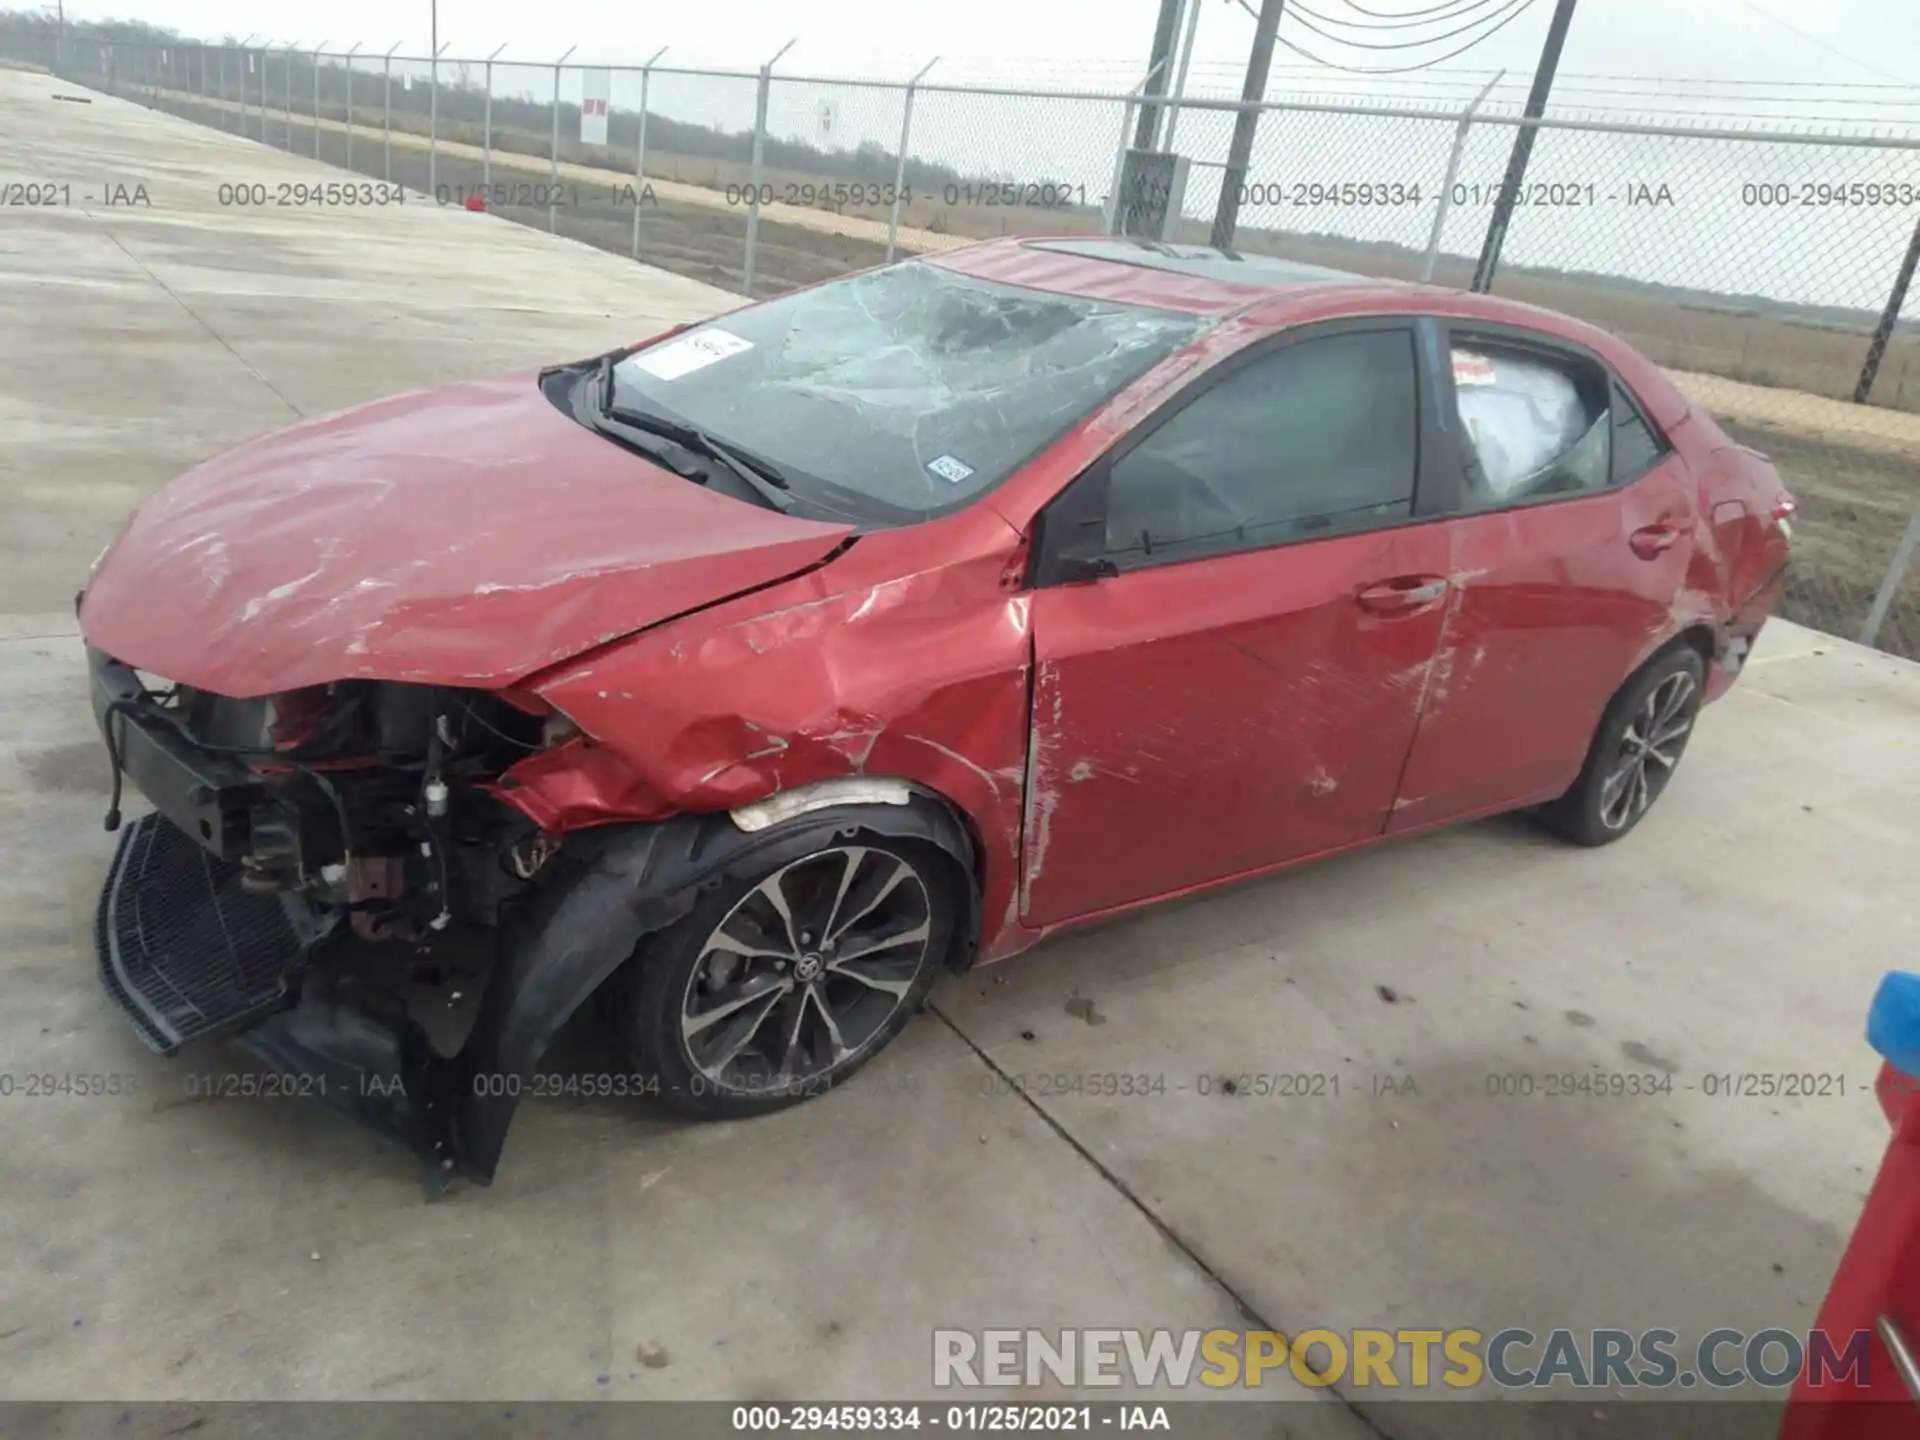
[6,27,1918,660]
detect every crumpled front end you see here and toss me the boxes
[82,641,581,1187]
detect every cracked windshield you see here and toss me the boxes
[611,259,1207,521]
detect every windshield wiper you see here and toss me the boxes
[597,352,619,414]
[604,401,795,512]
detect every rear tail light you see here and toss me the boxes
[1771,496,1797,540]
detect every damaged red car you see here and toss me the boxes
[78,237,1793,1186]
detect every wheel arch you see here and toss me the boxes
[447,793,981,1182]
[1621,620,1717,701]
[730,775,990,974]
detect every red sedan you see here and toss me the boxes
[78,237,1793,1184]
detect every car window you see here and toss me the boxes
[1450,343,1611,510]
[1102,329,1420,563]
[1610,382,1667,485]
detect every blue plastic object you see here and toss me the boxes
[1866,972,1920,1078]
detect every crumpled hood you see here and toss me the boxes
[79,374,854,698]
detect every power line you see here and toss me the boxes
[1339,0,1508,16]
[1269,0,1545,74]
[1279,0,1511,31]
[1724,0,1915,87]
[1284,0,1537,51]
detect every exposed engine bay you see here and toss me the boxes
[99,668,565,942]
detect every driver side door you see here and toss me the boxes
[1020,319,1454,928]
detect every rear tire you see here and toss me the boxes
[612,827,958,1120]
[1540,645,1706,848]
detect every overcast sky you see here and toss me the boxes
[60,0,1920,104]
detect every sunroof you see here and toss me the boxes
[1026,237,1371,288]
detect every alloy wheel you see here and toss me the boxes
[1598,670,1698,831]
[678,846,933,1094]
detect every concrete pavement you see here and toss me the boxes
[3,67,1917,1437]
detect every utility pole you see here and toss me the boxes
[1854,212,1920,404]
[1210,0,1284,250]
[1470,0,1580,292]
[1132,0,1185,153]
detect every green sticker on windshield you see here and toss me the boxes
[927,454,975,485]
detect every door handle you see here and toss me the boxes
[1355,576,1449,615]
[1630,524,1682,560]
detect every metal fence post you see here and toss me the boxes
[484,43,507,197]
[549,46,577,233]
[1162,0,1202,151]
[1422,71,1504,284]
[1862,503,1920,650]
[345,44,360,168]
[282,43,294,150]
[1853,212,1920,405]
[631,46,667,258]
[743,38,796,298]
[312,43,328,158]
[1101,62,1166,235]
[383,46,398,182]
[430,40,448,199]
[886,57,938,264]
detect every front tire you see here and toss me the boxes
[1540,645,1706,847]
[613,829,958,1119]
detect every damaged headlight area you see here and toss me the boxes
[93,651,561,949]
[87,646,620,1190]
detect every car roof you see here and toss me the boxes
[929,234,1420,317]
[921,235,1692,432]
[1027,238,1368,289]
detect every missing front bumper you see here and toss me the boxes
[91,811,464,1189]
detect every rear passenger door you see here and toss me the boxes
[1388,326,1695,832]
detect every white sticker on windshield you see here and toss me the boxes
[1452,349,1498,387]
[926,454,975,485]
[631,328,755,381]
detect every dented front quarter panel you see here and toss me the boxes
[509,502,1035,960]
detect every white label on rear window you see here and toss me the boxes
[631,328,755,381]
[1452,349,1497,387]
[926,454,976,485]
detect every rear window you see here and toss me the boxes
[610,261,1208,523]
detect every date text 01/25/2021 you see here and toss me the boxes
[730,1405,1171,1432]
